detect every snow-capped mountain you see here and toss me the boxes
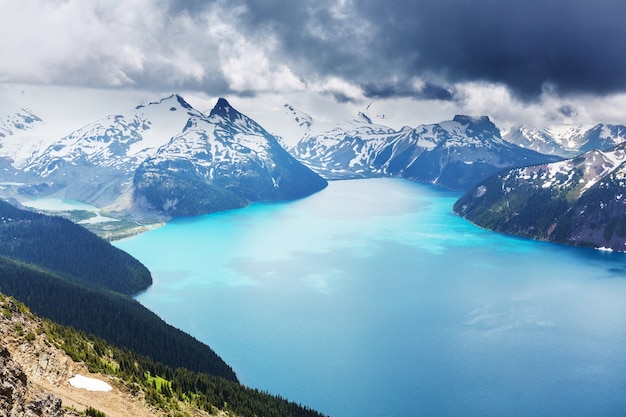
[293,115,400,179]
[276,104,316,148]
[0,108,50,170]
[577,124,626,153]
[0,108,42,138]
[25,94,201,175]
[0,95,326,218]
[454,142,626,251]
[133,98,327,216]
[503,123,626,157]
[9,95,202,209]
[292,114,560,190]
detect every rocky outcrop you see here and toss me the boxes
[0,346,64,417]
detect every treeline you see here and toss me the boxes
[45,318,325,417]
[0,255,236,381]
[0,199,151,295]
[453,171,571,238]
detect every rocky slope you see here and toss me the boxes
[0,294,167,417]
[0,346,63,417]
[454,142,626,251]
[0,292,326,417]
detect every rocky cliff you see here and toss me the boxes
[0,346,63,417]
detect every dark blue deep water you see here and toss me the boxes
[116,178,626,417]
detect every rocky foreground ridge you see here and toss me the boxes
[0,294,220,417]
[0,290,326,417]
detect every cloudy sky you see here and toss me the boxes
[2,0,626,130]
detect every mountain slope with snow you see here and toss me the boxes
[454,142,626,250]
[134,98,327,216]
[0,95,327,220]
[503,123,626,157]
[9,95,201,209]
[0,108,42,138]
[291,114,560,190]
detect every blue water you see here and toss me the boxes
[115,178,626,417]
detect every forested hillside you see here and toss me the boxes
[0,199,237,379]
[0,199,151,295]
[454,143,626,251]
[1,292,326,417]
[0,255,236,380]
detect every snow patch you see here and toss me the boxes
[68,374,113,392]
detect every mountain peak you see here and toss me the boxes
[174,94,193,110]
[453,115,491,125]
[216,97,230,107]
[451,115,499,138]
[135,94,193,111]
[209,97,240,121]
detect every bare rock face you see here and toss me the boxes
[0,346,64,417]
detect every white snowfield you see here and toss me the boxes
[68,374,113,392]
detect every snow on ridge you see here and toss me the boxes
[545,123,594,150]
[0,108,42,136]
[128,95,205,154]
[518,146,626,195]
[20,94,205,175]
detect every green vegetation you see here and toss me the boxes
[454,172,571,239]
[0,199,151,294]
[0,255,236,380]
[84,407,106,417]
[51,321,324,417]
[3,293,325,417]
[454,164,626,250]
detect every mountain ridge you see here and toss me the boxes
[503,122,626,157]
[454,141,626,251]
[133,97,327,217]
[290,112,561,189]
[0,291,326,417]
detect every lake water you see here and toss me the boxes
[20,197,119,224]
[115,178,626,417]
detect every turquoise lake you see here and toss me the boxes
[115,178,626,417]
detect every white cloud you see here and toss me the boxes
[0,0,216,87]
[308,76,366,102]
[1,0,626,130]
[206,10,305,93]
[451,82,626,129]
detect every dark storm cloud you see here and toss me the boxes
[4,0,626,103]
[231,0,626,100]
[363,80,455,101]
